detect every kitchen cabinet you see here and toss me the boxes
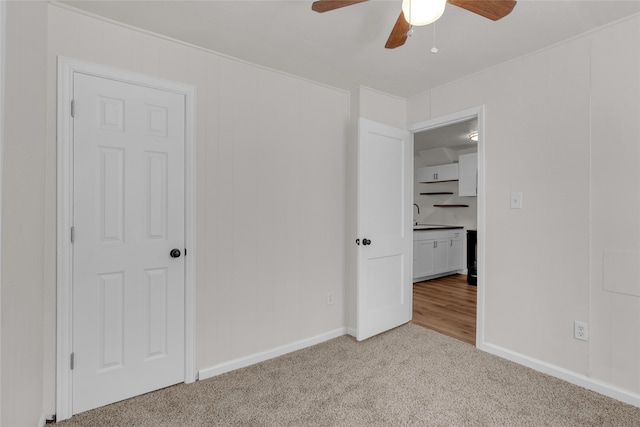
[417,163,459,183]
[413,228,464,281]
[458,153,477,197]
[432,238,450,274]
[414,238,435,278]
[449,234,463,270]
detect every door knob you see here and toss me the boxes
[170,248,182,258]
[362,238,372,246]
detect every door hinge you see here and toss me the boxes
[70,226,75,243]
[70,100,75,117]
[70,352,75,370]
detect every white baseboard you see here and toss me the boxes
[198,328,349,381]
[478,342,640,408]
[177,326,640,409]
[413,270,466,283]
[37,411,47,427]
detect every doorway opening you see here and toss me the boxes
[407,106,484,346]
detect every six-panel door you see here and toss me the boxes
[72,73,186,414]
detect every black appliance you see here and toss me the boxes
[467,230,477,286]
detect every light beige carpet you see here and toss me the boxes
[57,324,640,426]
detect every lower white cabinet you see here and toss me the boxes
[413,229,463,281]
[414,239,436,278]
[449,237,463,271]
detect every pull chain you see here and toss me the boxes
[431,22,438,54]
[407,1,414,37]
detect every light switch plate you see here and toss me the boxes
[510,192,523,209]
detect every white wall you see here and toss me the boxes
[1,2,48,426]
[589,17,640,393]
[1,3,351,423]
[358,86,407,129]
[408,15,640,401]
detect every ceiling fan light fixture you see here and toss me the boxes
[402,0,447,26]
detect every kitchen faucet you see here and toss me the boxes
[413,203,420,225]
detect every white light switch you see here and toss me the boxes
[510,192,523,209]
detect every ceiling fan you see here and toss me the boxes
[311,0,517,49]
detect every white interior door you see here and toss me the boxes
[72,72,186,414]
[357,118,412,341]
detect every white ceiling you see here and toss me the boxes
[58,0,640,98]
[414,117,477,153]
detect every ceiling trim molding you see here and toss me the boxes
[48,1,351,96]
[409,11,640,99]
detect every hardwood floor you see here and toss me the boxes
[412,274,477,345]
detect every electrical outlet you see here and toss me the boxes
[326,292,334,306]
[574,321,589,341]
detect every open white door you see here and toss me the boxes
[357,118,413,341]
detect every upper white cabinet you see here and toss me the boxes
[417,163,459,183]
[458,153,478,197]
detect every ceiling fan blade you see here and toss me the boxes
[447,0,516,21]
[311,0,368,13]
[385,12,410,49]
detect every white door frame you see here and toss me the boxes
[408,105,485,346]
[56,57,197,421]
[0,1,6,404]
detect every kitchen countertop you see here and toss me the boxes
[413,224,464,230]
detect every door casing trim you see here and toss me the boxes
[56,56,197,421]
